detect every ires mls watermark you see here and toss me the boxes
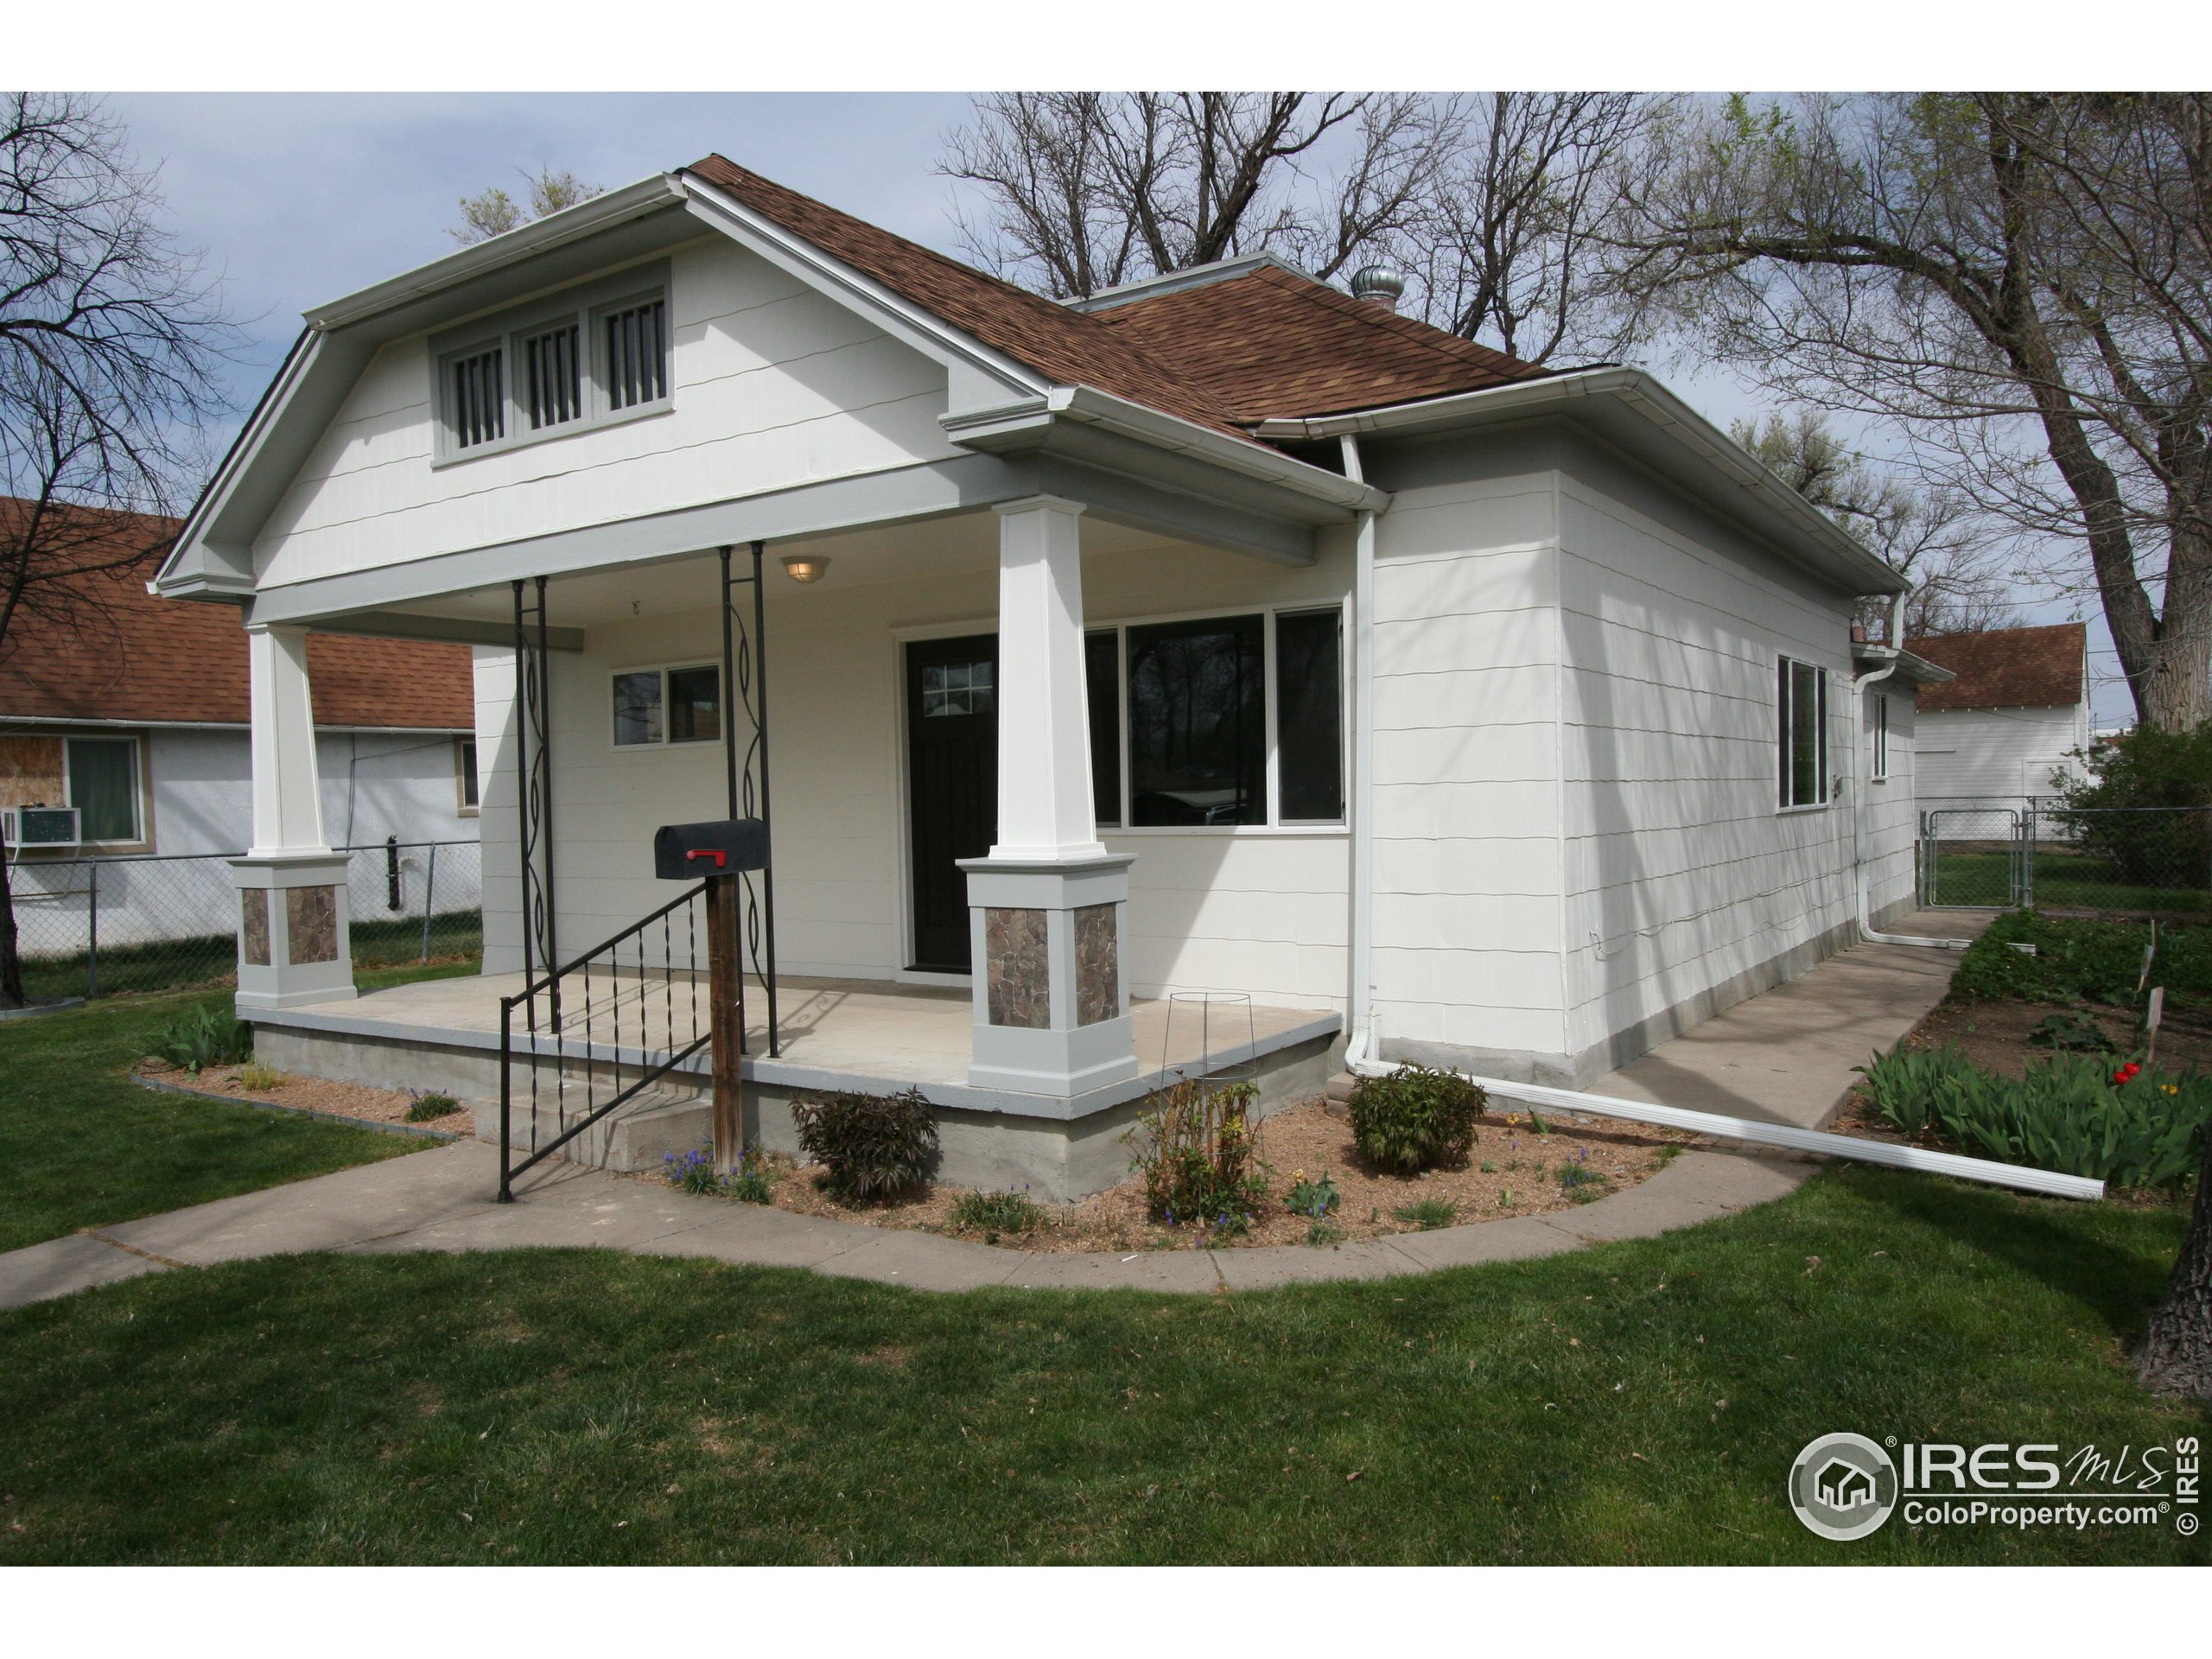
[1789,1431,2200,1541]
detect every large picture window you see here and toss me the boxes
[1082,605,1346,830]
[1778,656,1829,810]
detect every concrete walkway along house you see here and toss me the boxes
[154,155,1948,1199]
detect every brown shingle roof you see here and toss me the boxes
[1906,624,2088,713]
[0,504,474,730]
[683,155,1255,441]
[1091,264,1549,419]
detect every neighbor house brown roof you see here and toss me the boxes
[682,155,1548,435]
[0,505,474,729]
[1906,624,2088,713]
[1092,263,1548,420]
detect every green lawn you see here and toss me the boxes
[0,1165,2202,1564]
[21,910,483,1002]
[1929,848,2211,918]
[0,963,474,1253]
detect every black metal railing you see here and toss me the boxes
[498,881,709,1200]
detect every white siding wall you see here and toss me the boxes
[1863,685,1921,919]
[1554,461,1863,1076]
[251,238,960,590]
[1916,702,2089,804]
[477,537,1357,1008]
[1364,447,1568,1074]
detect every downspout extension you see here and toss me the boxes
[1342,433,1380,1070]
[1853,591,1970,951]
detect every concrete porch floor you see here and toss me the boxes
[248,969,1343,1122]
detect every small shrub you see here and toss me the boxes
[1123,1077,1268,1227]
[2026,1011,2116,1053]
[950,1186,1043,1241]
[2050,725,2212,884]
[156,1007,253,1076]
[234,1061,288,1092]
[1347,1065,1485,1174]
[793,1086,941,1201]
[725,1147,777,1205]
[404,1089,462,1122]
[1394,1197,1458,1230]
[1853,1043,2212,1188]
[1284,1168,1341,1218]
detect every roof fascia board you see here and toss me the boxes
[156,327,322,597]
[303,175,690,331]
[1852,645,1955,685]
[1256,367,1907,597]
[677,175,1044,413]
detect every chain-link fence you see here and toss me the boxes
[1921,802,2212,921]
[7,837,481,1001]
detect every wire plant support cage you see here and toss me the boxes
[497,543,779,1200]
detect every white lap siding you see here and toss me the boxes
[1915,702,2088,806]
[1863,686,1919,922]
[251,238,960,591]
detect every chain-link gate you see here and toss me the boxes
[1921,806,2024,908]
[1919,802,2212,920]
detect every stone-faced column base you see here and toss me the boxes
[232,853,357,1012]
[959,853,1137,1096]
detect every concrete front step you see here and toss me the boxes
[1324,1071,1356,1117]
[473,1079,713,1173]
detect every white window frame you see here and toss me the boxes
[608,661,724,751]
[1870,692,1891,783]
[63,733,147,847]
[433,262,673,465]
[1085,598,1352,835]
[1777,655,1831,812]
[455,735,480,815]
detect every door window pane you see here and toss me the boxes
[921,659,994,718]
[613,671,663,746]
[1275,609,1344,822]
[67,738,138,841]
[1086,630,1122,828]
[1126,614,1265,826]
[668,664,721,744]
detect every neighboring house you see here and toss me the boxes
[153,155,1942,1193]
[1,512,482,950]
[1907,623,2092,806]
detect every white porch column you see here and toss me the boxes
[961,496,1137,1097]
[232,624,355,1011]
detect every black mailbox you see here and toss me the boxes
[654,818,768,880]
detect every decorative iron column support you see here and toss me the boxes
[718,542,781,1059]
[512,576,559,1030]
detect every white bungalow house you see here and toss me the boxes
[154,156,1939,1198]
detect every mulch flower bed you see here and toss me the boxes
[134,1058,473,1137]
[726,1101,1700,1252]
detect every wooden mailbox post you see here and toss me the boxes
[654,818,769,1166]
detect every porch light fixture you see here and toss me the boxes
[780,553,830,584]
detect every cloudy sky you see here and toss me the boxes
[105,90,2127,726]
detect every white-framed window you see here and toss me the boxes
[1870,693,1891,782]
[1084,603,1347,830]
[65,734,143,843]
[433,264,672,462]
[455,736,480,814]
[1777,656,1829,810]
[611,663,722,749]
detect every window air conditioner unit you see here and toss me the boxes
[3,806,80,849]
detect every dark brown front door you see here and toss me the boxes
[906,633,997,971]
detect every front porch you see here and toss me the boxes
[250,969,1341,1200]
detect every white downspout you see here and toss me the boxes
[1853,592,1970,950]
[1342,433,1380,1069]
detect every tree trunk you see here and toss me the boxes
[2135,1130,2212,1400]
[0,824,25,1008]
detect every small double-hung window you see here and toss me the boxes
[435,264,671,461]
[1777,656,1829,810]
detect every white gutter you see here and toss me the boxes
[1852,594,1972,952]
[1339,1052,2101,1200]
[1342,432,1380,1071]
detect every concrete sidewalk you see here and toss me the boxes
[0,921,1970,1310]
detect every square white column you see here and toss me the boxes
[963,495,1136,1096]
[232,624,354,1010]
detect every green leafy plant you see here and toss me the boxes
[234,1062,288,1092]
[156,1007,253,1076]
[1853,1044,2212,1188]
[1122,1077,1268,1229]
[1304,1220,1344,1247]
[1556,1154,1609,1201]
[724,1148,777,1205]
[1346,1065,1486,1174]
[2025,1011,2116,1053]
[1285,1169,1341,1218]
[793,1086,941,1202]
[1394,1197,1459,1230]
[404,1090,461,1122]
[664,1147,723,1196]
[950,1186,1043,1242]
[1949,911,2212,1007]
[2049,725,2212,884]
